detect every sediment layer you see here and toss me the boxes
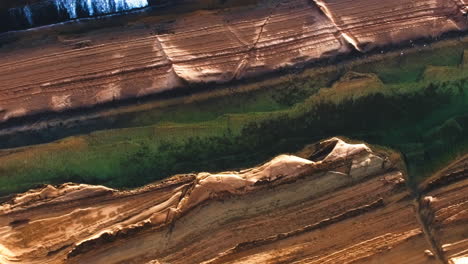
[0,0,467,123]
[1,137,466,264]
[419,154,468,264]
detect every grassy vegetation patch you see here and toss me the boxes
[1,41,468,195]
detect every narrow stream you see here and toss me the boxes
[0,0,149,32]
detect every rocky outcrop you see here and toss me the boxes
[419,154,468,264]
[312,0,468,51]
[1,137,462,264]
[0,0,467,123]
[156,1,348,83]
